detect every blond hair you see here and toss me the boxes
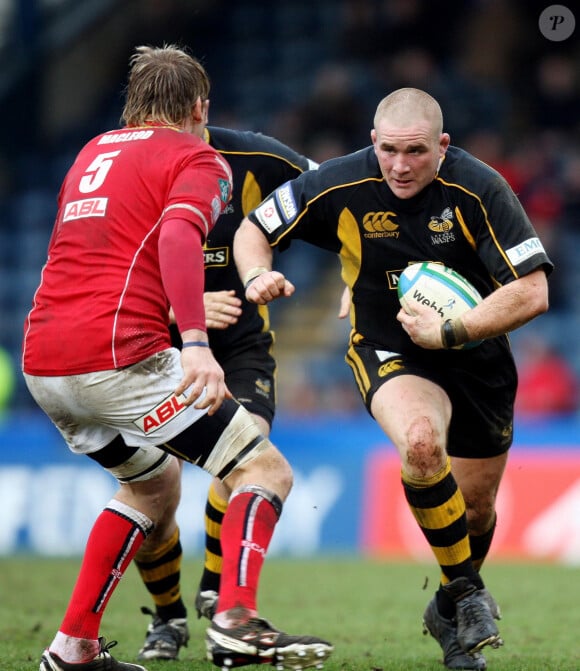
[374,88,443,137]
[122,44,210,127]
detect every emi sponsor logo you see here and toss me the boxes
[506,237,545,265]
[134,393,187,434]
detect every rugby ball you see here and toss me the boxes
[397,261,483,349]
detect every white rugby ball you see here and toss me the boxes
[397,261,483,349]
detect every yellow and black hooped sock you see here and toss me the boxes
[198,481,228,593]
[134,527,186,620]
[402,457,479,588]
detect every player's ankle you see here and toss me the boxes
[213,607,258,628]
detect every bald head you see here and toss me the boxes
[371,87,450,199]
[374,88,443,138]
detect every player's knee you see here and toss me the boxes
[116,456,181,527]
[226,441,293,502]
[405,416,446,473]
[265,445,293,499]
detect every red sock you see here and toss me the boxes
[217,491,279,614]
[59,503,151,639]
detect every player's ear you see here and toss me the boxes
[192,97,206,124]
[439,133,450,154]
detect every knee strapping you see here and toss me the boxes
[230,484,283,518]
[107,498,154,537]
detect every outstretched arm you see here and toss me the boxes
[233,217,295,304]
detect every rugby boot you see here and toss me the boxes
[40,638,146,671]
[442,577,503,654]
[206,616,333,670]
[137,606,189,660]
[423,595,487,670]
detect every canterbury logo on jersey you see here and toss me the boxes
[378,358,404,377]
[133,393,188,434]
[204,246,228,267]
[362,212,399,238]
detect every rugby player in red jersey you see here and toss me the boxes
[135,126,319,662]
[23,44,332,671]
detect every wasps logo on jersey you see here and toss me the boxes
[428,207,456,245]
[428,207,454,233]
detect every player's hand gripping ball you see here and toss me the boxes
[397,261,483,349]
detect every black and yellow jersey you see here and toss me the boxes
[247,144,554,357]
[201,126,314,357]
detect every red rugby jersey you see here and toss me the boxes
[22,125,232,375]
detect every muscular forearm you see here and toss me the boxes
[233,217,273,285]
[462,269,549,342]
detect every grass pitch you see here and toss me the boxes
[1,556,579,671]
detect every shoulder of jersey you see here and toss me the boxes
[316,146,379,180]
[207,125,312,169]
[439,145,502,188]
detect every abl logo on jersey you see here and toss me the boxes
[63,198,108,221]
[134,393,188,434]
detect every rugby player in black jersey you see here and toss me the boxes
[233,87,553,670]
[135,127,318,662]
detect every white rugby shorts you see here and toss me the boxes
[24,349,211,455]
